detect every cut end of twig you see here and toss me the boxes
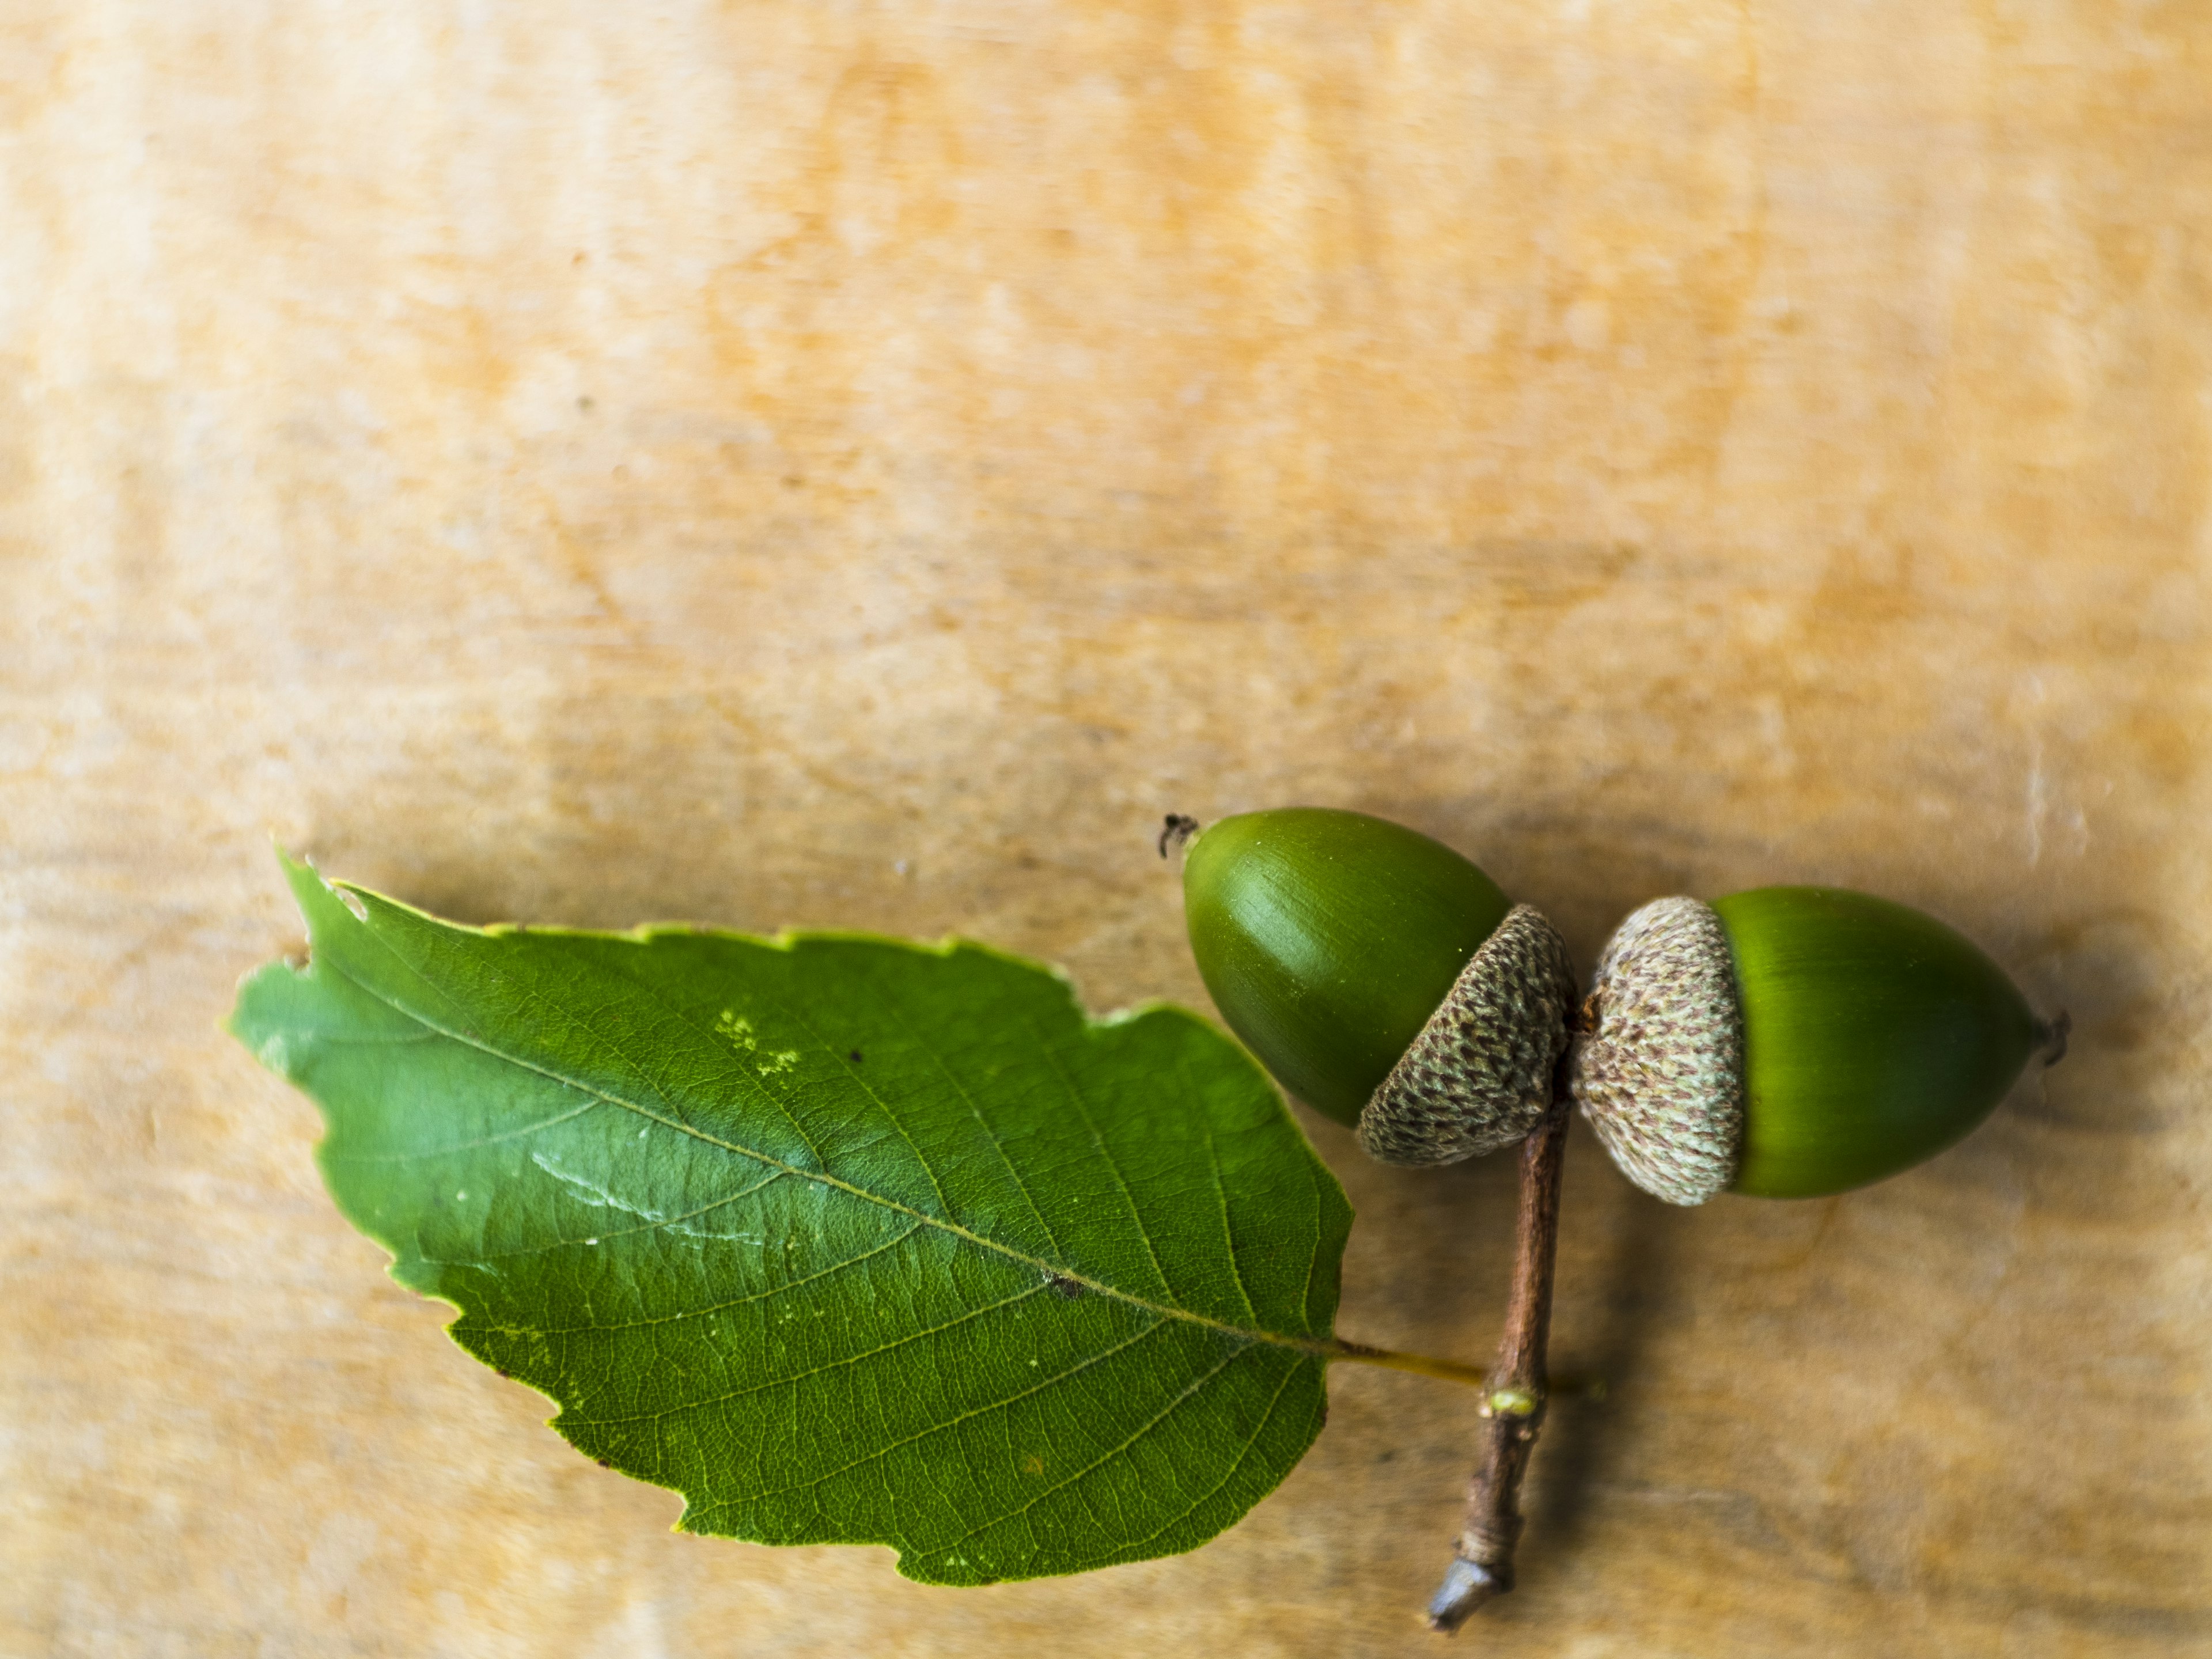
[1426,1556,1507,1633]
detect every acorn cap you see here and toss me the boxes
[1568,896,1744,1205]
[1358,904,1579,1168]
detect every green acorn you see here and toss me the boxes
[1173,808,1577,1166]
[1570,887,2067,1203]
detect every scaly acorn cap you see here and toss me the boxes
[1573,887,2060,1204]
[1358,905,1579,1166]
[1567,897,1744,1205]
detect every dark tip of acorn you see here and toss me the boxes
[2035,1010,2070,1067]
[1357,906,1578,1168]
[1158,813,1201,859]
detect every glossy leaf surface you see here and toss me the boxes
[230,855,1351,1584]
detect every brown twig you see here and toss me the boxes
[1425,1053,1574,1633]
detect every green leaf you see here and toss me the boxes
[229,854,1352,1584]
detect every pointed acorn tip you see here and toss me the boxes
[2036,1009,2070,1067]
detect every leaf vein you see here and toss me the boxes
[1025,1012,1174,1302]
[747,974,959,1222]
[527,933,833,1173]
[320,1097,601,1165]
[847,960,1065,1260]
[435,1169,793,1266]
[506,1219,923,1336]
[924,1341,1254,1563]
[314,947,1328,1359]
[732,1315,1176,1508]
[1127,1352,1303,1552]
[1195,1082,1260,1326]
[577,1281,1056,1428]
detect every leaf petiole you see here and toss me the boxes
[1327,1339,1603,1400]
[1325,1340,1490,1389]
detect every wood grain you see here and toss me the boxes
[4,2,2207,1653]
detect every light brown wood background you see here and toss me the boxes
[5,2,2209,1654]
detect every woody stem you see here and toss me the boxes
[1423,1047,1573,1634]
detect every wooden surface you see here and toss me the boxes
[6,3,2210,1654]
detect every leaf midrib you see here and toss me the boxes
[313,938,1334,1361]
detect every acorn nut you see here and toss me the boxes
[1175,808,1577,1166]
[1571,887,2067,1205]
